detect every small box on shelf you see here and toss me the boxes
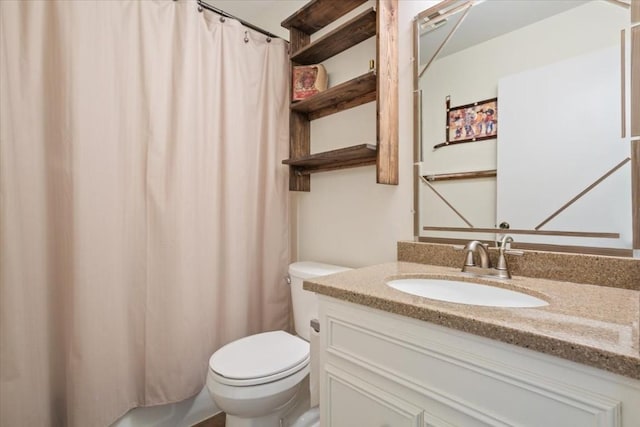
[292,64,328,101]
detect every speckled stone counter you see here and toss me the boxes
[303,262,640,380]
[398,241,640,290]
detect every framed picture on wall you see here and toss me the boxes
[446,97,498,144]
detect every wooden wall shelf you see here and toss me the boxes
[281,0,367,34]
[290,8,377,65]
[291,71,376,120]
[282,143,377,175]
[282,0,398,191]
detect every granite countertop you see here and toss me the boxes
[304,261,640,380]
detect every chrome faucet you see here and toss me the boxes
[458,236,522,279]
[462,240,492,269]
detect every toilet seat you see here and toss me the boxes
[209,331,310,387]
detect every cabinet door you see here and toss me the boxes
[325,365,423,427]
[321,298,628,427]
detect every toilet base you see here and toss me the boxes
[290,406,320,427]
[224,378,310,427]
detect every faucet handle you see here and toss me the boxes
[499,235,523,256]
[503,249,524,256]
[452,245,475,265]
[494,235,522,279]
[461,240,487,268]
[463,250,476,267]
[454,243,476,265]
[495,252,511,278]
[499,235,514,249]
[454,243,477,267]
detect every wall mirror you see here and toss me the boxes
[413,0,635,256]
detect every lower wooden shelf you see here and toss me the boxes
[282,143,376,175]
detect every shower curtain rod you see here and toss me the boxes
[196,0,280,40]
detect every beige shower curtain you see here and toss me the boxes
[0,1,291,425]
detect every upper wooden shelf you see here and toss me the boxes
[290,8,377,65]
[282,143,377,175]
[291,71,376,120]
[281,0,367,34]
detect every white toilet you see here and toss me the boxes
[206,261,350,427]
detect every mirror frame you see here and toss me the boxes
[412,0,640,257]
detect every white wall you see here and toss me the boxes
[293,1,432,268]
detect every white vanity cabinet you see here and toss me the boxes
[318,296,640,427]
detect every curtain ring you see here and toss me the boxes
[244,31,249,43]
[220,16,225,22]
[197,5,203,12]
[266,37,272,43]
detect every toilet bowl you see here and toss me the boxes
[206,262,350,427]
[206,331,310,425]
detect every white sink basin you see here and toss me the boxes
[386,278,548,308]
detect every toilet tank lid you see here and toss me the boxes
[289,261,351,279]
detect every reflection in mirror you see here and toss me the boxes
[414,0,633,256]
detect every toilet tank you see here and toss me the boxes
[288,262,351,341]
